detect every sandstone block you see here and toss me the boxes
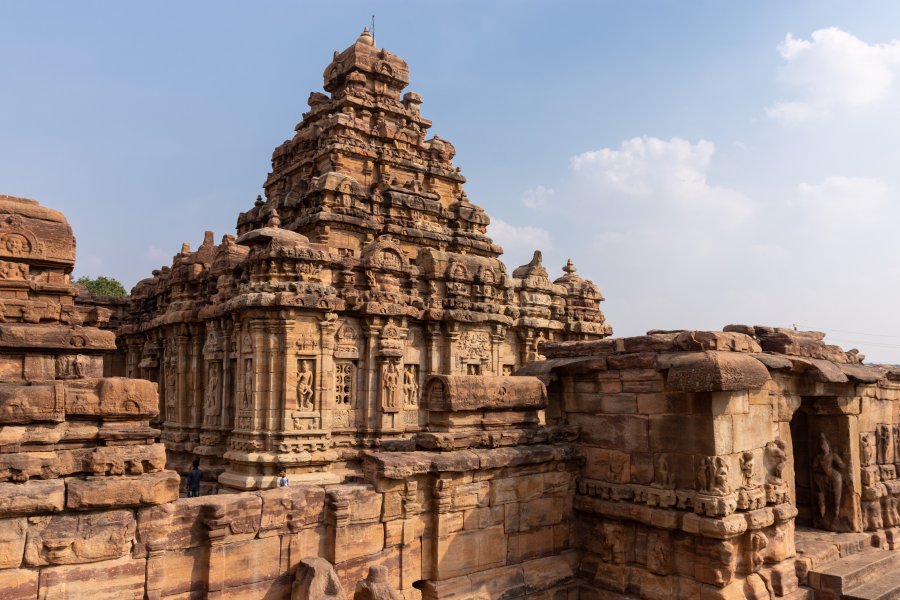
[0,567,37,600]
[24,510,134,566]
[146,546,210,598]
[468,564,526,598]
[0,518,26,569]
[423,375,546,411]
[294,556,347,600]
[336,522,385,561]
[570,413,649,452]
[0,479,65,515]
[0,383,63,423]
[38,555,146,599]
[134,497,210,554]
[522,554,575,593]
[212,535,282,589]
[257,485,326,536]
[667,352,769,393]
[435,525,506,579]
[66,470,179,509]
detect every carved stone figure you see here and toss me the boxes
[861,432,877,467]
[765,440,787,484]
[894,425,900,465]
[382,361,400,409]
[403,365,418,406]
[813,433,845,526]
[696,456,710,493]
[297,360,315,410]
[205,363,220,411]
[747,531,768,573]
[740,451,755,489]
[878,424,894,465]
[243,359,253,408]
[712,456,730,495]
[653,453,674,488]
[165,359,177,411]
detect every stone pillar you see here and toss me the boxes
[318,313,338,432]
[190,325,203,432]
[175,330,191,427]
[249,319,268,432]
[362,320,380,435]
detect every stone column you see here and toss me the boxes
[190,325,203,431]
[362,320,380,434]
[175,330,191,427]
[318,313,338,432]
[249,319,268,432]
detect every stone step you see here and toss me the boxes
[808,548,900,599]
[844,569,900,600]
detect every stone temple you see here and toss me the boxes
[119,27,611,493]
[5,27,900,600]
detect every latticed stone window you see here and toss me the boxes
[335,362,354,405]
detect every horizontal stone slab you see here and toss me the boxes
[666,351,770,393]
[66,471,179,509]
[0,479,65,515]
[423,375,546,411]
[0,378,158,424]
[0,324,115,351]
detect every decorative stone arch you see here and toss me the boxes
[360,236,408,273]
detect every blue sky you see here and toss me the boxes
[4,1,900,361]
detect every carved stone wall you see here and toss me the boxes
[522,326,900,599]
[119,31,611,491]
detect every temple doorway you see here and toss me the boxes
[789,406,813,526]
[789,397,860,533]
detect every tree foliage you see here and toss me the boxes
[76,275,128,298]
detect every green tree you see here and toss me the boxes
[76,275,128,298]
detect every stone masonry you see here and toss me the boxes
[9,30,900,600]
[119,28,611,493]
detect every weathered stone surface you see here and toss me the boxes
[66,471,179,509]
[0,480,65,515]
[666,351,770,393]
[423,375,547,411]
[294,556,347,600]
[24,510,135,566]
[353,565,402,600]
[0,518,26,569]
[37,556,146,599]
[119,30,611,491]
[0,567,37,600]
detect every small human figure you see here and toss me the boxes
[187,459,202,498]
[278,468,290,488]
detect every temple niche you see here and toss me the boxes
[120,28,611,492]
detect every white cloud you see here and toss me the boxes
[571,136,754,224]
[521,185,554,209]
[797,175,889,228]
[767,27,900,122]
[489,218,552,268]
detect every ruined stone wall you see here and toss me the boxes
[523,327,900,600]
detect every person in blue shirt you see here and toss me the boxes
[278,468,289,487]
[187,459,202,497]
